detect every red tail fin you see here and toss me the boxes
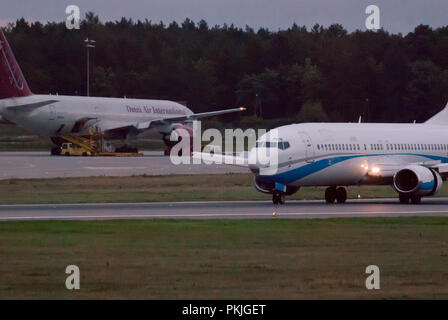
[0,29,32,99]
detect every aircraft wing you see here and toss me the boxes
[192,151,249,167]
[98,107,246,137]
[72,107,246,138]
[429,163,448,178]
[367,160,447,178]
[151,107,246,124]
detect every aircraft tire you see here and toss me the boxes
[399,194,410,204]
[272,193,279,205]
[335,187,347,203]
[325,186,336,203]
[411,195,421,204]
[279,193,285,205]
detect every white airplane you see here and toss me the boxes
[0,30,244,154]
[197,105,448,205]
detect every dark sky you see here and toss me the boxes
[0,0,447,34]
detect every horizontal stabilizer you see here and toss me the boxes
[6,100,58,112]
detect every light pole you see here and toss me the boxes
[84,38,95,96]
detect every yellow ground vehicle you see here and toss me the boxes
[57,132,142,157]
[60,142,92,156]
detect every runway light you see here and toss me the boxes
[272,211,277,217]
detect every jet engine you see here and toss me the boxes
[393,165,442,196]
[162,124,193,155]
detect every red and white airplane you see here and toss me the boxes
[0,29,244,154]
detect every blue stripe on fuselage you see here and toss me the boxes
[258,153,448,185]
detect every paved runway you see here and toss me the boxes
[1,198,448,221]
[0,151,247,179]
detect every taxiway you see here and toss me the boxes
[0,151,247,179]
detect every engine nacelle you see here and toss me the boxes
[254,177,300,195]
[165,124,193,146]
[393,165,442,196]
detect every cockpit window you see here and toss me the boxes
[255,141,277,148]
[256,141,290,149]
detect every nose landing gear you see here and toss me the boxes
[272,182,287,205]
[272,192,285,205]
[325,186,347,203]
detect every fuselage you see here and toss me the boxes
[252,122,448,187]
[0,94,193,138]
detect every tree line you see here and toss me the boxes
[3,13,448,124]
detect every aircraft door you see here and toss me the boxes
[298,132,314,163]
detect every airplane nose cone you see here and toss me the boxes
[248,148,256,162]
[248,149,260,173]
[248,147,278,175]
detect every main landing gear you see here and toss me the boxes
[399,193,421,204]
[325,186,347,204]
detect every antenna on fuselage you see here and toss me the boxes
[358,116,362,123]
[413,120,416,124]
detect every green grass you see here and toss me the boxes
[1,173,448,205]
[0,124,52,151]
[0,218,447,299]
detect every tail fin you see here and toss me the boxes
[425,102,448,125]
[0,29,32,99]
